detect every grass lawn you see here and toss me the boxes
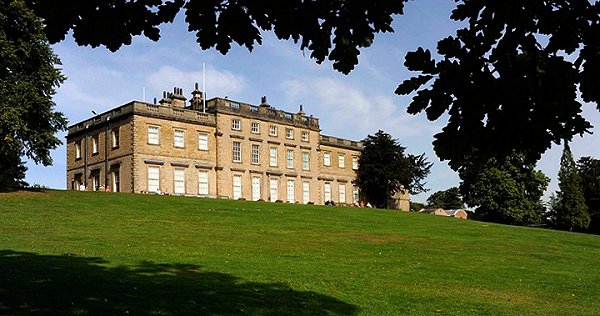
[1,190,599,315]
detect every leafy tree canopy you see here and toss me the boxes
[551,144,590,231]
[0,0,66,190]
[356,130,432,209]
[25,0,405,74]
[577,156,600,233]
[426,187,464,210]
[461,152,548,226]
[397,1,600,173]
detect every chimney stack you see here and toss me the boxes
[159,91,172,106]
[170,87,187,108]
[190,82,204,111]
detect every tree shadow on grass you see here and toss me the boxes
[0,250,359,315]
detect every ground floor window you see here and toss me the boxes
[92,173,100,191]
[73,174,83,191]
[353,186,359,204]
[148,166,160,193]
[303,181,310,204]
[339,184,346,203]
[324,182,331,202]
[287,180,295,203]
[174,169,185,195]
[198,171,209,195]
[270,178,278,202]
[233,175,242,199]
[111,170,120,192]
[252,176,261,201]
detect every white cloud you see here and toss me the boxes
[146,65,246,99]
[282,76,436,140]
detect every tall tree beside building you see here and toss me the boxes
[356,130,431,209]
[460,152,548,226]
[0,0,66,190]
[426,187,464,210]
[577,157,600,234]
[551,145,590,231]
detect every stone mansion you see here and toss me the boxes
[65,85,409,210]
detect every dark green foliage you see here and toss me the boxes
[25,0,405,74]
[0,0,66,190]
[0,144,28,191]
[461,153,549,226]
[551,145,590,231]
[356,130,431,208]
[409,201,426,212]
[397,1,600,173]
[426,187,464,210]
[577,157,600,234]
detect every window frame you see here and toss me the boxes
[111,127,120,148]
[75,141,81,159]
[231,119,241,131]
[174,129,185,148]
[302,151,310,171]
[287,179,295,203]
[269,147,278,167]
[339,184,346,203]
[198,133,209,151]
[233,175,242,199]
[301,131,309,142]
[286,128,294,139]
[251,122,260,134]
[148,125,160,145]
[252,176,261,201]
[324,182,332,202]
[323,151,331,166]
[147,166,160,193]
[352,156,359,170]
[286,149,294,169]
[174,168,186,195]
[251,144,261,165]
[232,141,242,163]
[198,171,209,195]
[302,181,310,204]
[269,125,278,137]
[338,154,345,168]
[91,135,99,154]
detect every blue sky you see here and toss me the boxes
[25,0,600,203]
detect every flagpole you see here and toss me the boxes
[203,63,206,113]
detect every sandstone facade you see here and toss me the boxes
[66,86,410,209]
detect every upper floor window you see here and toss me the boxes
[286,149,294,169]
[232,119,241,131]
[251,144,260,165]
[338,154,345,168]
[286,128,294,139]
[232,141,241,162]
[251,122,260,134]
[352,156,359,170]
[198,133,208,151]
[148,125,159,145]
[323,151,331,166]
[302,151,310,171]
[269,125,277,136]
[301,131,309,142]
[92,135,99,154]
[269,147,278,167]
[75,141,82,159]
[111,128,119,148]
[174,130,185,148]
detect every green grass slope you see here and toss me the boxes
[1,190,599,315]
